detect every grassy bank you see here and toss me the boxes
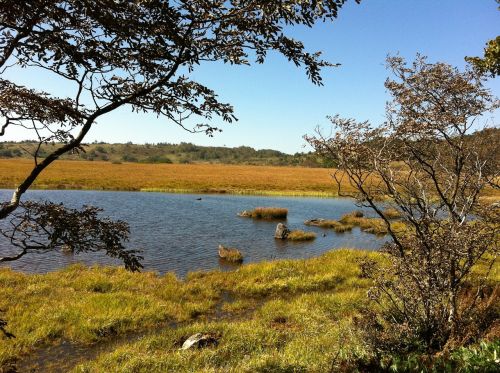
[0,249,497,372]
[0,250,376,371]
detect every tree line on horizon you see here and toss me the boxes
[0,141,333,167]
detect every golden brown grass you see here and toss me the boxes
[339,211,407,235]
[2,159,499,200]
[316,219,340,228]
[247,207,288,219]
[0,159,349,196]
[287,230,316,241]
[383,207,402,219]
[334,224,354,233]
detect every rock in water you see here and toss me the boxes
[181,333,219,350]
[218,245,244,263]
[274,223,290,239]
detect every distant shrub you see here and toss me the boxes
[0,149,13,158]
[95,146,108,153]
[142,155,172,164]
[287,230,316,241]
[122,154,138,162]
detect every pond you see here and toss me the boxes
[0,190,387,276]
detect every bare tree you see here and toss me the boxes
[306,56,499,353]
[0,0,358,266]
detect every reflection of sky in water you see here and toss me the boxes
[0,190,388,277]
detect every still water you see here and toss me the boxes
[0,190,387,276]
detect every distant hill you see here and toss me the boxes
[0,141,334,168]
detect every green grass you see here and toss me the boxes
[0,249,496,372]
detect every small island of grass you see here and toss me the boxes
[287,230,316,241]
[238,207,288,220]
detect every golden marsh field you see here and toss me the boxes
[0,159,344,196]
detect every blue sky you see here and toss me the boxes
[4,0,500,154]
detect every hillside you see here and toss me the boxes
[0,141,331,167]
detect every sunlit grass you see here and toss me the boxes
[0,248,497,371]
[382,207,402,219]
[0,159,348,197]
[339,211,407,235]
[287,230,316,241]
[247,207,288,219]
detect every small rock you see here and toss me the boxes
[274,223,290,239]
[180,333,219,350]
[304,218,327,226]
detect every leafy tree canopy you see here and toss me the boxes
[0,0,357,264]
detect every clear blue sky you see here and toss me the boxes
[3,0,500,154]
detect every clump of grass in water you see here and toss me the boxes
[241,207,288,219]
[287,230,316,241]
[339,211,405,235]
[334,224,353,233]
[317,220,340,228]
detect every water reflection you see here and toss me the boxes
[0,190,387,276]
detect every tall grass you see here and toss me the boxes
[245,207,288,219]
[339,211,406,235]
[287,230,316,241]
[0,159,351,197]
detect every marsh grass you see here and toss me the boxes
[339,211,407,235]
[334,224,354,233]
[0,249,377,370]
[0,160,347,197]
[382,207,402,219]
[248,207,288,219]
[0,249,496,372]
[287,230,316,241]
[317,219,340,228]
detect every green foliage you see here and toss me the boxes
[0,141,330,167]
[386,341,500,372]
[466,36,500,77]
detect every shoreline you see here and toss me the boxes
[0,186,339,198]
